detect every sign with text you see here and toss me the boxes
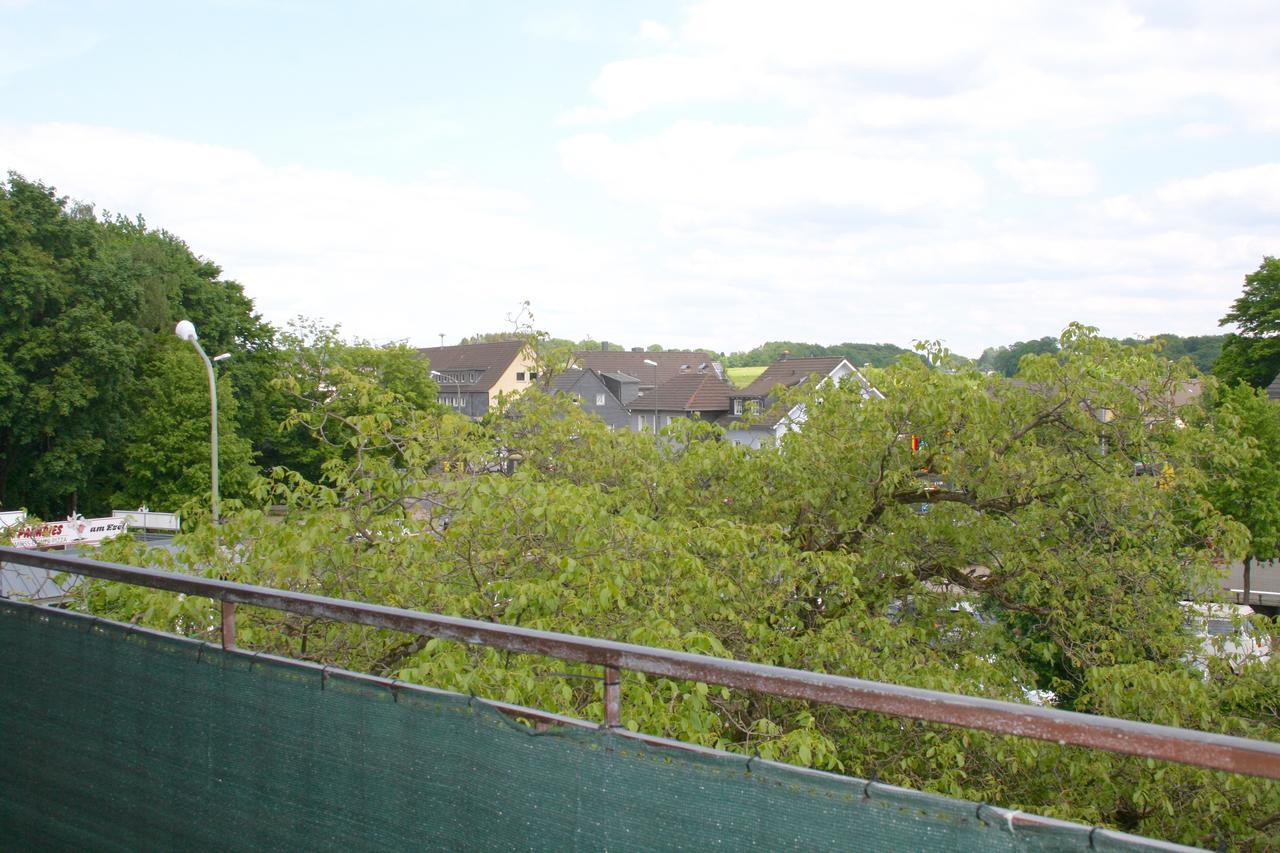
[8,517,129,550]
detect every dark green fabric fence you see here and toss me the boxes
[0,600,1193,851]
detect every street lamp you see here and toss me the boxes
[175,320,220,522]
[642,358,659,435]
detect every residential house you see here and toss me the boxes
[551,368,640,430]
[628,369,735,433]
[574,345,723,393]
[718,355,883,448]
[417,340,538,418]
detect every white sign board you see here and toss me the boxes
[112,509,181,532]
[0,510,25,530]
[8,516,129,550]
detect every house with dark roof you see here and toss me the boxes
[627,369,735,433]
[417,340,538,418]
[551,368,640,430]
[573,346,723,392]
[717,355,883,448]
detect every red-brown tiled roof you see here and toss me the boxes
[629,372,734,413]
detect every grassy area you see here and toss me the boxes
[726,366,766,388]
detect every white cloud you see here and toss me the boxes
[4,2,1277,358]
[560,121,986,226]
[1154,164,1280,218]
[574,1,1280,132]
[636,20,672,43]
[997,158,1098,197]
[0,123,634,346]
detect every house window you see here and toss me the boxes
[595,393,606,406]
[732,399,743,415]
[516,372,526,381]
[529,371,538,380]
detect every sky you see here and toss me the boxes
[1,0,1277,357]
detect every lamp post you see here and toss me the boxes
[642,358,659,435]
[175,320,220,523]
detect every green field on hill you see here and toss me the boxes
[726,366,766,388]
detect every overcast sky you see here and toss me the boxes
[2,1,1276,356]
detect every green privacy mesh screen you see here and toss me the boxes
[0,600,1188,852]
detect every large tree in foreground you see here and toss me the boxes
[1216,256,1280,389]
[0,174,274,516]
[81,327,1277,848]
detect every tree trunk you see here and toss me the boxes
[1243,554,1253,606]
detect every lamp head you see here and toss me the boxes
[643,358,658,366]
[174,320,198,342]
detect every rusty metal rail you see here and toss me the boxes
[4,545,1280,780]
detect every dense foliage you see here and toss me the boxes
[1121,334,1225,375]
[5,178,1278,847]
[722,340,914,369]
[75,327,1280,848]
[1217,257,1280,389]
[0,174,274,517]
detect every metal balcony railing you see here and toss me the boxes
[2,545,1278,781]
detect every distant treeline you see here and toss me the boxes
[464,329,1227,376]
[976,333,1225,377]
[720,341,914,368]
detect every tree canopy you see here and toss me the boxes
[79,326,1280,848]
[0,174,273,517]
[1216,257,1280,389]
[723,340,913,368]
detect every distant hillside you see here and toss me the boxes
[977,333,1227,377]
[723,341,914,368]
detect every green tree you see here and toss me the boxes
[1216,257,1280,388]
[1200,383,1280,602]
[975,336,1060,376]
[112,338,257,516]
[268,320,442,483]
[1120,334,1226,374]
[79,327,1278,847]
[723,340,912,369]
[0,175,144,515]
[0,174,273,516]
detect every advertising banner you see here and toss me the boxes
[8,517,129,550]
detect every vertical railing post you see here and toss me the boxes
[221,600,237,650]
[603,664,621,728]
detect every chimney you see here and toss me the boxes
[602,341,609,351]
[779,350,790,361]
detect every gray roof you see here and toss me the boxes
[574,351,718,387]
[739,357,852,397]
[417,341,528,393]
